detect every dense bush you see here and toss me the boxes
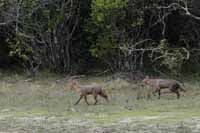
[0,0,200,75]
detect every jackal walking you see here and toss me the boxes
[69,79,109,105]
[142,76,186,99]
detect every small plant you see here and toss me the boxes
[154,39,188,76]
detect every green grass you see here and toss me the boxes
[0,72,199,132]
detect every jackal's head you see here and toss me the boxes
[142,76,149,84]
[68,79,79,90]
[68,75,83,90]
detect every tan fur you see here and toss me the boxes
[142,76,185,99]
[69,80,109,105]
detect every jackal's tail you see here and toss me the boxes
[101,89,109,102]
[178,82,186,92]
[175,79,186,92]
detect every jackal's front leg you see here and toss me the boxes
[152,88,158,96]
[74,95,83,105]
[152,88,161,99]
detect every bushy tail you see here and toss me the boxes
[178,82,186,92]
[101,89,109,102]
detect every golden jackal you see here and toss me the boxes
[142,76,185,99]
[69,79,109,105]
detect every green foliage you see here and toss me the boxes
[90,31,116,58]
[158,39,186,75]
[86,0,150,71]
[91,0,128,22]
[0,1,4,8]
[0,0,200,74]
[86,0,128,66]
[8,34,33,61]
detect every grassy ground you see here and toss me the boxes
[0,72,200,132]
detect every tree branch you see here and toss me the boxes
[157,1,200,20]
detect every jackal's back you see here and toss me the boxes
[143,77,180,89]
[79,84,103,94]
[156,79,179,88]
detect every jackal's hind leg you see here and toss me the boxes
[170,85,180,99]
[84,96,90,105]
[158,89,161,99]
[93,94,98,105]
[100,92,109,102]
[175,90,180,99]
